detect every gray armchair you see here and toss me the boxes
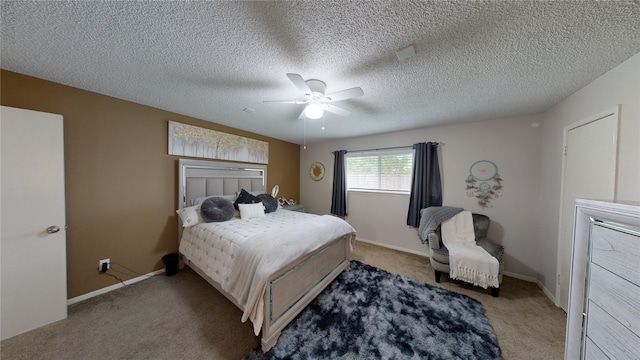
[427,213,504,297]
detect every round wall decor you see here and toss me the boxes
[469,160,498,181]
[465,160,504,208]
[310,162,325,181]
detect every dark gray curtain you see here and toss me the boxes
[330,150,348,216]
[407,142,442,227]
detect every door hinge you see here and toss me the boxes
[564,146,568,156]
[557,274,561,285]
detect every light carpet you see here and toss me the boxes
[0,241,565,359]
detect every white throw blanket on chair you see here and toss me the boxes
[441,211,499,289]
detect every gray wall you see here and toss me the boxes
[538,51,640,302]
[299,51,640,304]
[300,113,543,281]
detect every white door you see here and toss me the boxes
[557,110,618,311]
[1,106,67,340]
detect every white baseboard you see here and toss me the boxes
[357,238,549,287]
[502,271,537,283]
[355,237,428,257]
[67,269,165,306]
[504,271,558,305]
[538,281,558,306]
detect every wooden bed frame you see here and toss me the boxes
[177,159,352,351]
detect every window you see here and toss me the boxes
[346,148,414,193]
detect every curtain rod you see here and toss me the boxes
[332,142,443,154]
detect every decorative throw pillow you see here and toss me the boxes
[176,205,202,227]
[200,197,235,222]
[257,193,278,213]
[238,202,265,220]
[234,188,262,210]
[191,193,237,206]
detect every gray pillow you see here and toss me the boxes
[200,197,235,222]
[257,193,278,213]
[191,193,237,206]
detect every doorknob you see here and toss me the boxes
[46,226,61,234]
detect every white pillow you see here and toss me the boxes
[176,205,202,227]
[238,202,265,220]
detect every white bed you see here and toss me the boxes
[176,159,355,351]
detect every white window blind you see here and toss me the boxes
[346,148,414,193]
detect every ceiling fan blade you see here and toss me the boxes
[263,100,307,104]
[286,73,312,94]
[326,87,364,102]
[324,103,351,116]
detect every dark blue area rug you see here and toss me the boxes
[245,261,501,360]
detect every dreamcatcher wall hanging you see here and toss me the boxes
[465,160,504,208]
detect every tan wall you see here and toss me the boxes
[1,70,300,298]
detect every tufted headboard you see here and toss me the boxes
[178,158,266,210]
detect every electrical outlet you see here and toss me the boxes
[99,258,110,272]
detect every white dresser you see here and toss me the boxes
[565,199,640,359]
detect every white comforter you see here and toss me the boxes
[179,209,356,335]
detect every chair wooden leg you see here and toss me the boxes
[434,270,441,283]
[491,287,499,297]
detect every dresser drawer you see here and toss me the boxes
[588,263,640,338]
[585,338,608,360]
[586,302,640,359]
[591,223,640,286]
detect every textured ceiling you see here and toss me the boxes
[2,1,639,145]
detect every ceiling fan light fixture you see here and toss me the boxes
[305,103,324,119]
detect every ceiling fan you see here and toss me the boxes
[264,73,364,119]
